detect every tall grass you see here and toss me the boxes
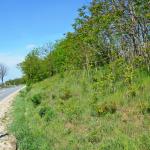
[10,70,150,150]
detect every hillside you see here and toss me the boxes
[9,1,149,149]
[10,70,150,150]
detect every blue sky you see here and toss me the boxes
[0,0,90,80]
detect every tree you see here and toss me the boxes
[19,0,150,83]
[19,49,48,84]
[0,63,8,84]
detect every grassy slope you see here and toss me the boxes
[10,70,150,150]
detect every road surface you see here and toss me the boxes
[0,86,23,101]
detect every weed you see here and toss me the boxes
[126,86,137,98]
[96,101,117,116]
[60,88,72,100]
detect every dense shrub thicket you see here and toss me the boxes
[20,0,150,84]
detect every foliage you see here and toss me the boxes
[19,0,149,84]
[19,49,49,84]
[30,93,42,106]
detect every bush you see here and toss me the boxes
[39,106,55,122]
[31,93,42,106]
[39,107,47,117]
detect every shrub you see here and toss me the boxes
[31,93,42,106]
[39,107,47,117]
[39,106,55,122]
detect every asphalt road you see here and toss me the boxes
[0,86,23,101]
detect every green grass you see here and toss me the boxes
[10,70,150,150]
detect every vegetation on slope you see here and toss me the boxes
[10,0,150,149]
[10,68,150,150]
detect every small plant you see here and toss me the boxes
[88,130,101,144]
[60,88,72,100]
[39,107,47,117]
[45,108,55,122]
[138,84,145,93]
[64,100,81,121]
[59,72,64,78]
[39,106,55,122]
[133,56,145,68]
[123,65,135,86]
[92,75,106,95]
[126,86,137,98]
[106,72,116,94]
[92,75,98,83]
[19,90,26,97]
[26,85,32,92]
[31,93,42,106]
[52,94,56,100]
[143,107,150,114]
[140,101,150,115]
[96,101,117,116]
[90,93,99,117]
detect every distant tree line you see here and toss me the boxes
[5,78,25,86]
[20,0,150,84]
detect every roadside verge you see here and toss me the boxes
[0,86,25,150]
